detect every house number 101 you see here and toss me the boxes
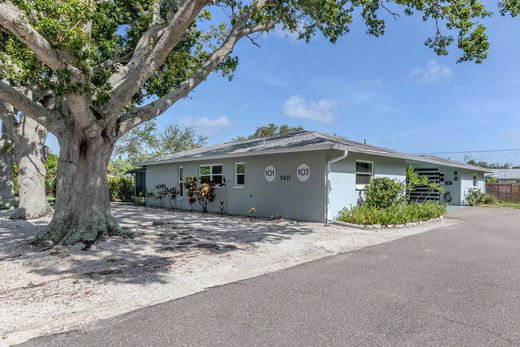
[265,165,276,182]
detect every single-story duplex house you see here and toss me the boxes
[487,169,520,183]
[134,131,488,222]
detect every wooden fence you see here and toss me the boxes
[486,183,520,202]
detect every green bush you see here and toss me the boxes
[466,188,486,206]
[338,202,446,226]
[108,176,134,202]
[51,176,57,198]
[365,177,403,208]
[483,194,498,205]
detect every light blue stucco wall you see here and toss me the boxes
[145,151,328,222]
[460,170,485,205]
[409,162,463,205]
[328,152,407,220]
[143,149,486,221]
[404,162,485,205]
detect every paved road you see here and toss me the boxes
[23,207,520,346]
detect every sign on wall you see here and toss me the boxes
[297,163,311,182]
[265,165,276,182]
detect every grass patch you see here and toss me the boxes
[338,202,446,226]
[479,201,520,209]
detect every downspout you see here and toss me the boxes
[324,148,349,224]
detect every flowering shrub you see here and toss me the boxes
[185,176,215,212]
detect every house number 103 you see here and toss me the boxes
[297,164,311,182]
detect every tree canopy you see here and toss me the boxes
[234,123,304,141]
[467,159,520,169]
[114,120,207,163]
[0,0,500,129]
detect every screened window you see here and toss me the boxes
[356,161,373,189]
[473,173,478,187]
[200,164,223,185]
[235,163,245,186]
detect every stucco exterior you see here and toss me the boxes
[138,131,489,222]
[145,150,328,222]
[460,171,485,205]
[327,152,407,220]
[406,162,485,206]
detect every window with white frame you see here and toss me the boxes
[356,161,373,189]
[199,164,223,185]
[473,173,478,187]
[235,162,245,187]
[178,166,184,197]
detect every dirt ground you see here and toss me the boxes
[0,203,457,346]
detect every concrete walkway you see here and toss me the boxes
[22,207,520,346]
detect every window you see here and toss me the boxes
[178,167,184,198]
[356,161,373,190]
[235,162,245,187]
[199,164,223,185]
[473,173,478,187]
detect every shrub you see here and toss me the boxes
[338,202,446,226]
[108,176,134,202]
[155,184,178,209]
[483,194,498,205]
[466,188,486,206]
[365,177,403,208]
[51,176,57,198]
[185,176,216,212]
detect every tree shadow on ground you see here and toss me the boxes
[0,203,315,286]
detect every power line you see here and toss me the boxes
[417,148,520,155]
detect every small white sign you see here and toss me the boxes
[265,165,276,182]
[297,163,311,182]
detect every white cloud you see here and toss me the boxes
[360,78,383,88]
[283,95,338,123]
[180,116,232,135]
[409,60,454,84]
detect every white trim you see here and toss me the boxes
[199,163,224,186]
[472,172,478,187]
[234,162,245,187]
[177,166,184,199]
[355,160,374,191]
[325,150,349,223]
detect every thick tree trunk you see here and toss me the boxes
[9,117,53,219]
[35,131,123,246]
[0,123,16,209]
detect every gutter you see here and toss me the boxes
[324,149,348,224]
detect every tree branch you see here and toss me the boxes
[0,1,82,77]
[117,9,273,136]
[0,80,59,133]
[103,0,211,115]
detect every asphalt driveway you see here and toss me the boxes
[22,207,520,346]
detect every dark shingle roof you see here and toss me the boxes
[136,131,490,172]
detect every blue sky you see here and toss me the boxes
[46,7,520,165]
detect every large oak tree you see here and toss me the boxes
[0,0,496,246]
[0,103,52,218]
